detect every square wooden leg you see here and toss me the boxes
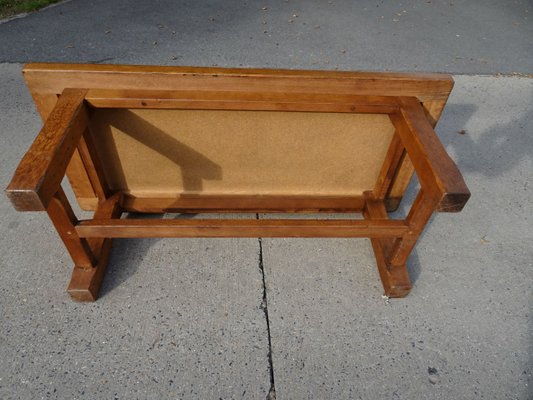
[363,191,412,297]
[369,236,411,298]
[67,238,113,301]
[68,192,122,301]
[46,189,122,302]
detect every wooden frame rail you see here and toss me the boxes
[6,65,470,301]
[75,218,409,239]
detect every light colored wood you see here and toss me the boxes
[75,218,409,239]
[6,89,89,211]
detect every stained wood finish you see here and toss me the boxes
[23,63,454,210]
[75,218,409,239]
[86,90,400,114]
[7,64,469,301]
[6,89,89,211]
[120,194,367,213]
[373,132,406,200]
[384,99,450,211]
[46,187,95,269]
[66,150,98,210]
[67,192,122,301]
[388,189,438,268]
[363,191,411,297]
[26,91,98,210]
[390,97,470,212]
[23,63,454,102]
[77,128,111,201]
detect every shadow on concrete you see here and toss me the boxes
[439,100,533,178]
[98,212,197,299]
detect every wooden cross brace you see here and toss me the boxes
[6,65,469,301]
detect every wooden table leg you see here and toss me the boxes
[363,191,412,297]
[47,188,96,269]
[46,187,121,301]
[388,189,436,269]
[67,193,122,301]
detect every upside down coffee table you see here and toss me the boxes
[6,63,470,301]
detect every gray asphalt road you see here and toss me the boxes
[0,1,531,399]
[0,0,531,73]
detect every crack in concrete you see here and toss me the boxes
[256,213,276,400]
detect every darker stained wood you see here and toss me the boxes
[77,127,112,202]
[363,191,411,297]
[23,63,454,211]
[46,187,96,269]
[373,132,406,201]
[9,63,469,301]
[23,63,455,103]
[388,189,438,268]
[390,97,470,212]
[67,192,122,301]
[86,90,400,114]
[120,193,367,214]
[384,99,451,211]
[6,89,89,211]
[75,218,409,239]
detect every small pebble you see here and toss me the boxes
[428,367,439,384]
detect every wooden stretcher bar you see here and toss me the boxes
[6,63,469,301]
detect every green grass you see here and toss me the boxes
[0,0,61,19]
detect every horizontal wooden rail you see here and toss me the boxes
[76,218,409,239]
[85,89,399,114]
[120,194,367,213]
[24,63,454,102]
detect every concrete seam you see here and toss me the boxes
[256,213,276,400]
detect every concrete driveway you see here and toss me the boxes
[0,1,531,399]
